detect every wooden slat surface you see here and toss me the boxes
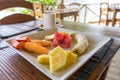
[106,49,120,80]
[0,21,40,39]
[0,44,50,80]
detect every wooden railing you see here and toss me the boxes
[64,3,120,25]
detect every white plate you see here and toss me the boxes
[5,28,111,80]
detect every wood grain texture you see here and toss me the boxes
[0,0,35,24]
[106,49,120,80]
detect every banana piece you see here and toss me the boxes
[44,34,54,40]
[71,34,89,55]
[70,32,76,40]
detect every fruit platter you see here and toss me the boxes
[5,28,111,80]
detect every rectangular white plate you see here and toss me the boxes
[5,28,111,80]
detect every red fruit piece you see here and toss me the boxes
[53,32,71,48]
[60,35,71,48]
[15,36,31,42]
[10,39,23,49]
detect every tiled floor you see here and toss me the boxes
[106,49,120,80]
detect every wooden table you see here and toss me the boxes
[45,9,79,22]
[0,20,41,39]
[111,8,120,26]
[0,20,120,80]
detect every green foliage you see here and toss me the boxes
[8,0,57,14]
[19,9,30,15]
[28,0,57,6]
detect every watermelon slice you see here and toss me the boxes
[53,32,71,48]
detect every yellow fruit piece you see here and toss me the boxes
[49,46,67,73]
[60,31,68,35]
[49,46,77,73]
[64,51,77,68]
[37,54,49,64]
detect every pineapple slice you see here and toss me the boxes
[64,51,77,68]
[49,46,67,73]
[37,46,77,73]
[37,54,49,64]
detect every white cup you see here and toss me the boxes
[43,13,56,29]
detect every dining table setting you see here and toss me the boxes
[0,0,120,80]
[0,19,120,80]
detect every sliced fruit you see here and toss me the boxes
[32,43,48,54]
[70,33,76,41]
[10,39,23,49]
[53,32,71,48]
[31,39,52,47]
[60,31,68,35]
[44,34,54,40]
[15,36,31,42]
[24,42,48,54]
[49,46,67,73]
[31,40,42,46]
[37,54,49,64]
[71,34,89,55]
[24,42,34,52]
[64,51,77,68]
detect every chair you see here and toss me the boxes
[69,2,81,11]
[110,3,120,27]
[56,4,65,9]
[113,12,120,27]
[89,2,113,26]
[99,2,112,26]
[32,2,44,19]
[0,0,36,24]
[56,0,65,9]
[68,2,80,21]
